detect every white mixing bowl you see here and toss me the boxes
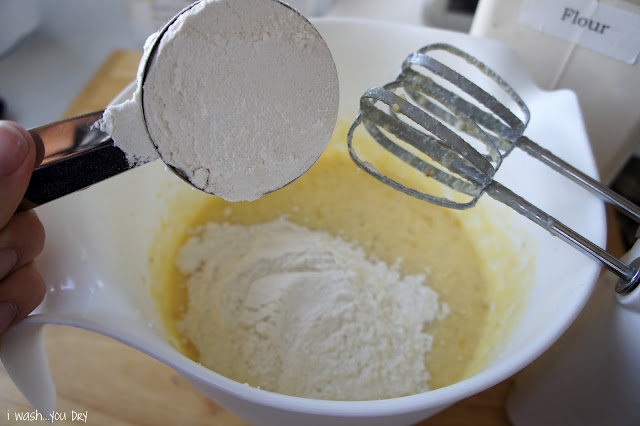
[1,19,605,426]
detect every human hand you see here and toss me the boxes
[0,121,45,343]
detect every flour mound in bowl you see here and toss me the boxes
[176,218,449,400]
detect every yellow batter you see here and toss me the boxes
[149,120,532,391]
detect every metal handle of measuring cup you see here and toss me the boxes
[18,111,132,211]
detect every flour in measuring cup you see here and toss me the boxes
[99,0,339,202]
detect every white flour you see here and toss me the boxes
[176,219,449,400]
[99,0,339,201]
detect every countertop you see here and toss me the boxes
[0,48,626,426]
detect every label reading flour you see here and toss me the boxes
[519,0,640,64]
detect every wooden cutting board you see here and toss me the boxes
[0,50,623,425]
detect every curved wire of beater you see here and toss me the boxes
[348,82,499,209]
[398,43,640,224]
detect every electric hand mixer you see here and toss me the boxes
[348,43,640,295]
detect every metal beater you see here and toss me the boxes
[348,43,640,294]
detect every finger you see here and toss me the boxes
[0,210,45,279]
[0,262,46,334]
[0,121,38,227]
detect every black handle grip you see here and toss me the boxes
[20,141,131,210]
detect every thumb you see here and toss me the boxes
[0,121,39,226]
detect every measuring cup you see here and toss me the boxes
[20,0,339,209]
